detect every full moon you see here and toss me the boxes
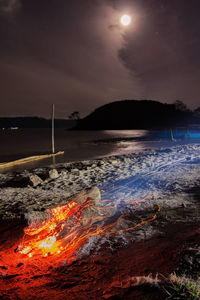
[120,15,131,26]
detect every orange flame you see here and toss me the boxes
[17,194,156,263]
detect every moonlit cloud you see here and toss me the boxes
[0,0,200,118]
[116,0,200,108]
[0,0,142,117]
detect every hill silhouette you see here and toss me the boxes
[73,100,193,130]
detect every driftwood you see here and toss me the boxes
[0,151,64,169]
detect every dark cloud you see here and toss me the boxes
[0,0,200,117]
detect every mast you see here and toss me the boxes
[51,104,55,154]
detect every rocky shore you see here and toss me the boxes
[1,144,200,299]
[0,144,200,222]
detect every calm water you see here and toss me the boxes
[0,128,194,172]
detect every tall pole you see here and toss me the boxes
[52,104,55,154]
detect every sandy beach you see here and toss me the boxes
[1,143,200,221]
[1,143,200,299]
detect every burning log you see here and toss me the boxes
[0,186,157,277]
[16,187,104,261]
[15,188,156,264]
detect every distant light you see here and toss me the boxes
[120,15,131,26]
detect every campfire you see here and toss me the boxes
[16,190,157,263]
[0,187,158,300]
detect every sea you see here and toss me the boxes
[0,128,198,172]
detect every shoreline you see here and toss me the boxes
[1,143,200,220]
[1,128,199,173]
[1,143,200,298]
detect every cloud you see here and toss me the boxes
[0,0,143,117]
[115,0,200,108]
[0,0,20,15]
[1,0,200,118]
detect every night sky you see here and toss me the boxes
[0,0,200,118]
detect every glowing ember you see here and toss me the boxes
[39,236,56,249]
[21,246,31,254]
[17,194,157,262]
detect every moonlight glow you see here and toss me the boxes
[120,14,131,26]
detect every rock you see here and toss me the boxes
[49,169,59,179]
[60,170,67,176]
[184,255,193,265]
[71,169,80,176]
[29,174,43,187]
[111,159,119,165]
[173,183,181,190]
[97,161,104,166]
[68,174,76,181]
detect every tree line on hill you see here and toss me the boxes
[73,100,200,130]
[1,100,200,130]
